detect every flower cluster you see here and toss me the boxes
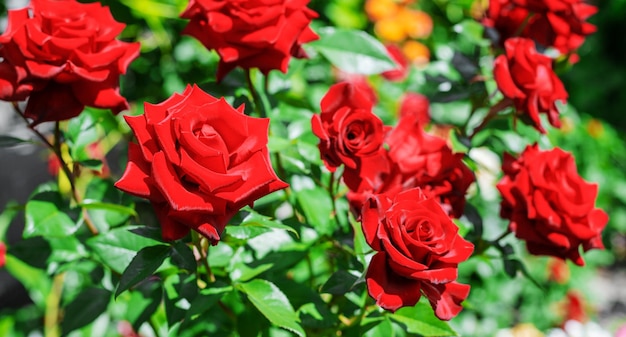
[312,82,475,319]
[0,0,139,123]
[484,0,596,133]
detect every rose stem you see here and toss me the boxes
[245,69,267,118]
[13,103,99,235]
[467,97,513,140]
[192,231,215,283]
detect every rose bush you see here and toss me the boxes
[493,37,568,133]
[115,85,288,242]
[180,0,318,81]
[361,188,474,320]
[497,144,608,265]
[0,0,139,123]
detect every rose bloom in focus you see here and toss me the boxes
[497,144,607,265]
[0,0,139,124]
[115,85,288,243]
[180,0,318,81]
[361,188,474,320]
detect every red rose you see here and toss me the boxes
[493,38,568,133]
[115,85,288,243]
[0,241,5,268]
[361,188,474,320]
[398,92,430,126]
[385,114,475,218]
[180,0,318,81]
[497,144,608,265]
[484,0,597,56]
[311,82,389,191]
[382,44,409,82]
[0,0,139,124]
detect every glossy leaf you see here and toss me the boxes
[389,302,457,336]
[24,191,78,238]
[239,279,305,337]
[116,244,171,297]
[87,227,162,274]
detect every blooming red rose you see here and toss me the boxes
[115,85,288,243]
[398,92,430,126]
[361,188,474,320]
[0,241,5,268]
[484,0,597,56]
[497,144,608,266]
[385,114,475,218]
[493,38,568,133]
[311,82,389,192]
[0,0,139,124]
[180,0,318,81]
[382,44,409,82]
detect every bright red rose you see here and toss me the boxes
[382,44,409,82]
[497,144,608,266]
[311,82,389,192]
[0,0,139,124]
[398,92,430,126]
[180,0,318,81]
[361,188,474,320]
[0,241,5,268]
[493,38,568,133]
[115,85,288,243]
[385,114,475,218]
[484,0,597,56]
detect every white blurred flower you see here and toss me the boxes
[546,320,612,337]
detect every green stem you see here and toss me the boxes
[468,98,513,140]
[13,104,98,235]
[245,69,266,118]
[44,272,65,337]
[192,231,214,283]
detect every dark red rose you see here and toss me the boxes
[0,241,5,268]
[497,144,608,266]
[115,85,288,243]
[382,44,409,82]
[385,114,475,218]
[484,0,597,56]
[398,92,430,126]
[0,0,139,124]
[311,82,389,192]
[180,0,318,81]
[361,188,474,320]
[493,38,568,133]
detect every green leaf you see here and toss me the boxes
[116,244,171,297]
[163,273,198,328]
[61,288,111,335]
[321,270,359,295]
[308,27,396,75]
[83,178,135,231]
[239,279,305,337]
[0,135,33,147]
[238,209,298,237]
[87,227,162,274]
[389,302,458,336]
[0,201,20,241]
[170,241,196,272]
[24,191,78,238]
[3,255,51,309]
[296,187,335,236]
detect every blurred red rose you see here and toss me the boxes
[398,92,430,126]
[181,0,318,81]
[361,188,474,320]
[115,85,288,243]
[385,114,474,218]
[382,44,409,82]
[484,0,596,56]
[0,241,5,268]
[547,257,570,284]
[497,144,608,266]
[493,38,568,133]
[311,82,389,191]
[0,0,139,124]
